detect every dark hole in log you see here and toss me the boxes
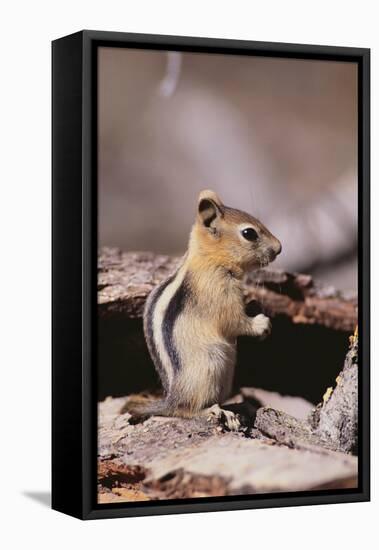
[98,318,159,400]
[235,316,349,405]
[98,315,349,405]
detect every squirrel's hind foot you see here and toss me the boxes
[205,404,241,431]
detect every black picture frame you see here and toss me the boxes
[52,30,370,520]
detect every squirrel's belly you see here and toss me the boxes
[174,317,237,408]
[176,343,236,409]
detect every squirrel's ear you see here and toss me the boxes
[197,190,224,228]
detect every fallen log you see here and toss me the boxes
[253,331,358,454]
[310,330,358,453]
[98,248,357,332]
[98,385,358,501]
[97,247,359,501]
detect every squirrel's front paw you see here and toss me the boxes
[252,313,271,339]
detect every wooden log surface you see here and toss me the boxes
[98,247,357,331]
[97,338,359,502]
[98,386,358,502]
[97,247,359,502]
[310,330,359,453]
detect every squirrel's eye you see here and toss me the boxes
[241,228,259,241]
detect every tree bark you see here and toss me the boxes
[309,330,358,453]
[98,247,357,332]
[97,248,359,501]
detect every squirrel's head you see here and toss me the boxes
[191,189,282,271]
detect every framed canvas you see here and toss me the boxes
[52,30,370,520]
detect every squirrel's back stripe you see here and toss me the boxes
[147,266,188,386]
[162,275,191,372]
[144,274,176,392]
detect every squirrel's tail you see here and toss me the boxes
[120,394,171,423]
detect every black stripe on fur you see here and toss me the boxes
[162,275,191,372]
[144,274,176,391]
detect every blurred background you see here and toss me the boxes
[98,47,358,292]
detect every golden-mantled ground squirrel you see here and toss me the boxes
[126,190,282,429]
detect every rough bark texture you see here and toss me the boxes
[310,330,358,453]
[97,248,359,501]
[98,388,358,502]
[98,345,359,501]
[98,247,357,331]
[254,331,359,454]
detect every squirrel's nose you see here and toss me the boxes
[269,242,281,260]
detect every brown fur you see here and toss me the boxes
[123,190,281,429]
